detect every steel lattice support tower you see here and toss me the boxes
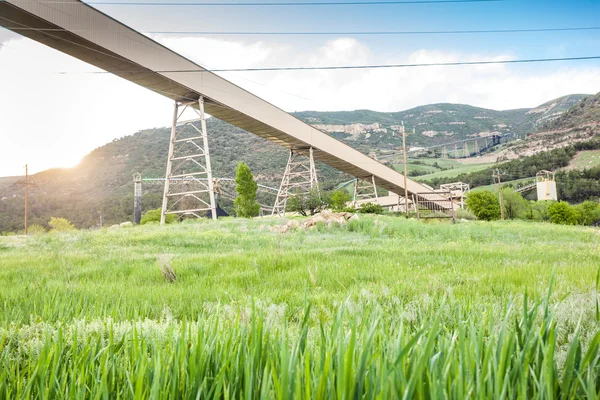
[272,148,319,216]
[353,175,378,203]
[463,142,470,158]
[161,98,217,223]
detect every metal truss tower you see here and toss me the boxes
[353,175,378,203]
[161,98,217,224]
[272,148,319,216]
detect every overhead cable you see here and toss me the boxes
[75,55,600,73]
[8,26,600,36]
[80,0,504,6]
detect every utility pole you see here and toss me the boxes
[133,172,142,224]
[401,122,409,217]
[24,164,28,235]
[493,168,505,221]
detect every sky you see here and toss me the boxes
[1,0,600,176]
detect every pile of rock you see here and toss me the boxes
[269,211,358,233]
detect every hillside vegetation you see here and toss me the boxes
[1,217,600,397]
[542,92,600,131]
[499,92,600,160]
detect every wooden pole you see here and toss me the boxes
[402,122,409,217]
[494,168,505,221]
[24,164,28,235]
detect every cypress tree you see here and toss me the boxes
[234,162,260,218]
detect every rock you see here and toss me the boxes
[108,224,121,230]
[312,216,325,225]
[349,214,359,221]
[120,222,133,228]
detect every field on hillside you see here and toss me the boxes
[390,157,495,182]
[568,150,600,170]
[1,216,600,398]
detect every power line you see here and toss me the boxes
[78,0,504,6]
[146,26,600,35]
[4,13,600,75]
[68,55,600,73]
[9,26,600,36]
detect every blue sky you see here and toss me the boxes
[1,0,600,175]
[97,0,600,58]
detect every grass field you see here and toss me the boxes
[416,162,495,181]
[568,150,600,169]
[1,216,600,398]
[391,157,494,182]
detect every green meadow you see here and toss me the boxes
[1,216,600,398]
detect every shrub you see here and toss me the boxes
[233,162,260,218]
[529,201,552,221]
[328,189,351,212]
[466,190,500,221]
[548,201,580,225]
[501,188,527,220]
[286,188,324,216]
[27,224,47,235]
[358,203,384,214]
[574,201,600,225]
[141,208,178,225]
[48,217,76,232]
[455,208,476,220]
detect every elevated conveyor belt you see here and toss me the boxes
[0,0,437,197]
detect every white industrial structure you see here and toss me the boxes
[536,170,558,201]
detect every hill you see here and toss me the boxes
[0,94,593,232]
[496,93,600,161]
[294,94,588,153]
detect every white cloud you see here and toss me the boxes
[1,35,600,176]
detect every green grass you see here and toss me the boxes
[415,162,495,181]
[1,217,600,398]
[477,177,535,192]
[568,150,600,169]
[391,157,493,181]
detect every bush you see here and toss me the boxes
[466,190,500,221]
[528,201,552,221]
[501,188,527,220]
[358,203,384,214]
[455,208,476,220]
[548,201,580,225]
[141,208,178,225]
[328,189,352,212]
[286,188,324,216]
[27,224,47,235]
[48,217,76,232]
[575,201,600,225]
